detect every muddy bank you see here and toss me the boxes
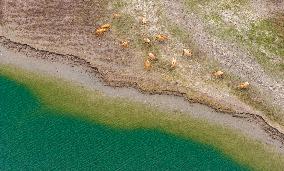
[0,37,284,153]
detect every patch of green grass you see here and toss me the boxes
[111,12,161,59]
[219,0,248,10]
[1,65,284,171]
[185,0,283,78]
[113,1,127,10]
[168,23,194,46]
[112,14,137,38]
[245,17,284,78]
[248,19,284,57]
[184,0,210,11]
[184,0,248,12]
[243,18,283,78]
[111,14,146,50]
[166,19,226,76]
[203,11,284,78]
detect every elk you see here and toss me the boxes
[95,23,111,36]
[144,59,151,70]
[213,70,224,78]
[140,17,147,24]
[95,28,108,36]
[100,23,111,30]
[148,53,156,61]
[238,82,250,89]
[155,34,168,42]
[112,13,121,19]
[171,58,177,68]
[183,49,192,57]
[121,40,129,48]
[144,38,151,44]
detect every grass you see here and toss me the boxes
[248,18,284,70]
[1,64,284,170]
[156,15,244,113]
[182,0,284,120]
[167,23,194,47]
[204,21,284,126]
[113,1,127,10]
[111,3,163,66]
[111,3,161,55]
[184,0,248,12]
[192,0,284,78]
[208,70,284,125]
[213,17,284,78]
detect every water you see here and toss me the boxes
[0,76,248,170]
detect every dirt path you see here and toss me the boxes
[162,0,284,112]
[1,41,284,154]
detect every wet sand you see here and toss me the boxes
[0,41,284,154]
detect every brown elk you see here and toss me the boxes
[140,17,147,24]
[183,49,192,57]
[144,59,151,70]
[144,38,151,44]
[238,82,250,89]
[95,23,111,36]
[121,40,129,48]
[155,34,168,42]
[213,70,224,78]
[100,24,111,30]
[148,53,156,61]
[112,13,121,19]
[171,58,177,68]
[95,28,108,36]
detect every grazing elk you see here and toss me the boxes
[95,23,111,36]
[121,40,129,48]
[171,58,177,68]
[213,70,224,78]
[140,17,148,24]
[144,38,151,44]
[155,34,168,42]
[112,13,121,19]
[144,59,151,70]
[100,23,111,30]
[183,49,192,57]
[148,53,156,61]
[238,82,250,89]
[95,28,108,36]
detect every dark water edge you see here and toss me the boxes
[0,76,248,170]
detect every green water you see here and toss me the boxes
[0,76,248,170]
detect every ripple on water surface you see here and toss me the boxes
[0,76,248,170]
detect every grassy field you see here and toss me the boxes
[1,64,284,170]
[185,0,284,78]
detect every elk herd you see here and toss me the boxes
[95,13,250,90]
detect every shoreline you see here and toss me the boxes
[1,36,284,153]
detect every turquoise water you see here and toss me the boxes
[0,76,249,170]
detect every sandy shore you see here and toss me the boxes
[0,38,284,153]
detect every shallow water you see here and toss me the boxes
[0,76,248,170]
